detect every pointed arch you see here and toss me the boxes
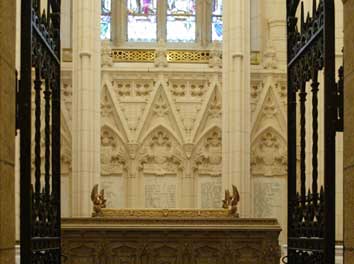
[136,82,185,144]
[101,82,130,142]
[191,82,222,142]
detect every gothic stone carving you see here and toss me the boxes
[101,127,127,175]
[251,129,287,176]
[193,128,222,175]
[138,129,185,175]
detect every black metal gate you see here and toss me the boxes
[19,0,61,263]
[287,0,343,263]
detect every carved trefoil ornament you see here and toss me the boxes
[138,129,184,175]
[251,129,287,176]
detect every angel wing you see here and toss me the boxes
[232,185,240,204]
[225,189,230,201]
[222,189,230,208]
[91,184,99,202]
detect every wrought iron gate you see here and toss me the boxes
[19,0,61,263]
[287,0,343,263]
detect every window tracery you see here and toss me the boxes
[127,0,158,42]
[167,0,196,42]
[100,0,223,45]
[101,0,112,39]
[211,0,223,41]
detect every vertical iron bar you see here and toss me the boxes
[323,0,336,262]
[311,70,319,202]
[52,59,61,241]
[287,80,297,264]
[336,66,344,131]
[34,69,42,196]
[20,0,33,262]
[287,2,298,262]
[44,78,51,197]
[299,82,307,206]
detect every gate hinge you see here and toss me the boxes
[15,72,20,134]
[336,65,344,132]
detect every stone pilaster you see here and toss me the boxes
[343,0,354,261]
[0,0,16,262]
[222,0,251,217]
[72,0,101,216]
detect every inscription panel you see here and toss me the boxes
[198,176,222,208]
[101,175,126,208]
[252,176,287,243]
[144,175,177,208]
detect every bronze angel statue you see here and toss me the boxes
[222,185,240,217]
[91,184,107,217]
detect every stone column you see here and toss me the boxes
[72,0,101,216]
[222,0,251,217]
[343,0,354,262]
[0,0,16,262]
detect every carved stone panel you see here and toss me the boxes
[101,126,128,176]
[198,176,222,209]
[251,129,286,177]
[144,175,177,208]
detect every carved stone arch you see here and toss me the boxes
[192,126,222,209]
[192,126,222,173]
[251,127,287,176]
[252,123,286,144]
[101,81,130,142]
[100,124,129,176]
[251,85,286,136]
[194,125,222,148]
[139,123,183,147]
[101,122,127,148]
[136,82,185,144]
[191,84,222,143]
[137,126,186,175]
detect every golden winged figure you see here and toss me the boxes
[91,184,107,217]
[222,185,240,217]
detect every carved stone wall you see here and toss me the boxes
[99,68,223,208]
[250,70,288,245]
[60,53,289,239]
[60,62,223,210]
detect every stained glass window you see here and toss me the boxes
[101,0,112,40]
[167,0,196,42]
[127,0,157,42]
[212,0,223,41]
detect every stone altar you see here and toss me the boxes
[62,209,281,264]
